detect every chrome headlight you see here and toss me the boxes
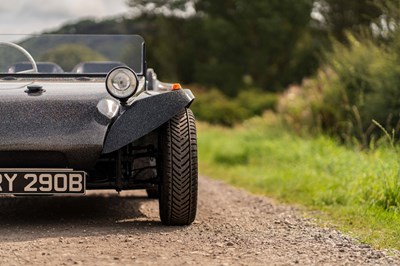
[106,67,138,101]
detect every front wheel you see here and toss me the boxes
[158,108,198,225]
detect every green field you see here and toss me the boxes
[197,114,400,250]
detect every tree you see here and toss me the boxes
[315,0,382,41]
[128,0,317,95]
[127,0,189,14]
[195,0,315,94]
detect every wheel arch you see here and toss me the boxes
[102,89,194,154]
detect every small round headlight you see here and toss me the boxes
[106,67,138,101]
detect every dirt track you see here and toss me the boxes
[0,176,398,265]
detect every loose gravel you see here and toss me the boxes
[0,176,397,265]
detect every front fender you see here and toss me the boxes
[102,89,194,153]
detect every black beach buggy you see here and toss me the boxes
[0,34,197,225]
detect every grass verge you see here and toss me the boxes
[197,114,400,250]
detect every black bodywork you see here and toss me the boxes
[0,80,194,191]
[0,34,195,192]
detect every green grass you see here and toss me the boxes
[197,114,400,250]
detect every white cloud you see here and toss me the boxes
[0,0,128,34]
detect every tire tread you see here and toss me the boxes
[159,108,198,225]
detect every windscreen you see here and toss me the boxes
[0,34,145,75]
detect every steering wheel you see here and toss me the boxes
[0,41,38,73]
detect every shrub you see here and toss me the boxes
[278,70,345,135]
[190,86,278,126]
[278,34,400,146]
[236,89,278,115]
[190,88,249,126]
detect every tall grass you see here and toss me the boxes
[278,34,400,147]
[198,115,400,249]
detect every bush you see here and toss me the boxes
[190,88,249,126]
[236,89,278,115]
[278,69,346,135]
[278,34,400,146]
[190,86,278,126]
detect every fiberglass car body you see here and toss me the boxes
[0,34,198,226]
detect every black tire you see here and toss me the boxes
[146,188,159,199]
[159,108,198,225]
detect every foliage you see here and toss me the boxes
[278,69,351,139]
[278,33,400,146]
[40,44,107,71]
[47,0,400,96]
[190,88,248,126]
[126,0,319,95]
[127,0,190,15]
[45,1,400,138]
[198,117,400,249]
[315,0,382,41]
[327,35,400,141]
[197,0,317,94]
[190,87,277,126]
[236,89,278,116]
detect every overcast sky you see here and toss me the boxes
[0,0,128,34]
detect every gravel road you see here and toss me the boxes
[0,176,398,265]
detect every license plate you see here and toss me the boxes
[0,169,86,195]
